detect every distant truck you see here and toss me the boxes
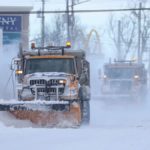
[0,42,90,127]
[100,60,147,101]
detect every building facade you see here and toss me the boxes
[0,6,32,49]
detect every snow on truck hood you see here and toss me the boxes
[25,72,71,77]
[25,72,71,79]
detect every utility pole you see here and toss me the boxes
[138,2,142,63]
[66,0,70,41]
[71,0,75,43]
[66,0,75,42]
[41,0,45,47]
[66,0,90,43]
[117,20,121,61]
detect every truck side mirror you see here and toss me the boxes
[11,58,22,71]
[14,58,21,65]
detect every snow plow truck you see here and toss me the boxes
[0,42,90,127]
[100,60,147,102]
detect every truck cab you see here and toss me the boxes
[11,43,90,125]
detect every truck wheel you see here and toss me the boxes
[81,100,90,125]
[79,87,90,125]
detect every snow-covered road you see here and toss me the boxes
[0,98,150,150]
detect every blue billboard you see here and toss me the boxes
[0,16,22,32]
[0,16,22,44]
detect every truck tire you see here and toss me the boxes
[81,100,90,124]
[79,87,90,125]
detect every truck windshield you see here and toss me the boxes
[105,67,138,79]
[25,58,75,74]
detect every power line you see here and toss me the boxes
[1,7,150,14]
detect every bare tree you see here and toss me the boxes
[109,14,136,60]
[108,0,150,61]
[120,15,136,59]
[44,14,86,49]
[44,14,66,46]
[131,1,150,58]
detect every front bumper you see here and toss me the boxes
[20,84,78,101]
[0,100,70,112]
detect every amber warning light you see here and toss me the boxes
[16,70,23,75]
[66,41,71,48]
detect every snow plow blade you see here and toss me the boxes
[0,101,81,127]
[0,101,70,111]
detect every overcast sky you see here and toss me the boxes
[0,0,150,45]
[0,0,135,9]
[0,0,149,32]
[0,0,149,8]
[1,0,150,59]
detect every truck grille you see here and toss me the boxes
[37,88,64,94]
[30,79,62,86]
[47,79,59,85]
[30,79,65,95]
[110,80,132,93]
[30,79,46,85]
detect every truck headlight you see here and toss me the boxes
[103,75,107,79]
[134,75,139,79]
[16,70,23,75]
[59,79,66,84]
